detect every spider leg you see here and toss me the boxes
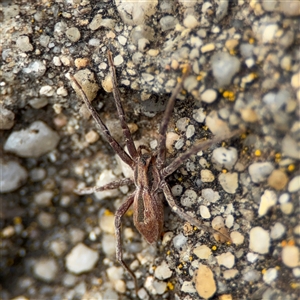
[75,178,134,195]
[107,51,138,160]
[70,75,135,169]
[161,129,243,178]
[160,180,231,241]
[156,66,190,170]
[114,193,138,293]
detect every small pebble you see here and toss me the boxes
[270,222,286,240]
[212,147,238,171]
[34,190,54,206]
[114,55,124,66]
[201,188,220,203]
[243,269,261,282]
[37,212,55,229]
[225,215,234,228]
[193,108,206,123]
[0,160,28,193]
[183,14,199,29]
[33,257,58,282]
[180,189,197,207]
[218,172,239,194]
[216,252,235,268]
[230,231,244,245]
[201,169,215,182]
[98,210,115,234]
[282,246,299,268]
[0,106,15,129]
[65,243,99,274]
[258,189,277,217]
[201,43,216,53]
[200,205,211,219]
[50,240,67,257]
[267,169,289,190]
[211,52,241,87]
[279,193,290,204]
[223,269,239,280]
[249,227,270,254]
[173,233,188,250]
[160,15,178,31]
[176,117,190,132]
[263,268,278,284]
[186,125,195,139]
[4,121,60,158]
[288,175,300,193]
[72,69,99,102]
[280,202,293,215]
[95,170,119,200]
[201,89,218,104]
[292,268,300,278]
[194,265,216,299]
[247,252,259,263]
[153,280,167,295]
[193,245,212,259]
[16,35,33,52]
[102,234,116,256]
[154,260,172,280]
[66,27,81,42]
[181,281,196,293]
[249,162,274,183]
[85,130,99,144]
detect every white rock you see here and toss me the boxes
[216,252,235,268]
[173,233,188,250]
[154,260,172,280]
[201,188,220,203]
[193,245,212,259]
[225,215,234,228]
[262,24,278,43]
[0,106,15,130]
[279,193,290,204]
[193,108,206,123]
[34,190,54,206]
[223,269,239,279]
[263,268,278,284]
[247,252,259,263]
[183,14,199,29]
[102,234,116,256]
[95,170,119,200]
[280,202,293,215]
[16,35,33,52]
[181,281,197,293]
[249,227,270,254]
[249,162,274,183]
[65,243,99,274]
[33,257,58,282]
[4,121,60,158]
[39,85,55,97]
[116,0,158,25]
[0,160,28,193]
[180,189,197,207]
[270,222,286,240]
[230,231,244,245]
[288,175,300,193]
[211,52,241,87]
[98,210,115,234]
[211,147,238,171]
[258,190,277,216]
[218,172,239,194]
[243,269,261,282]
[200,205,211,219]
[282,246,299,268]
[153,280,167,295]
[292,268,300,278]
[201,89,218,104]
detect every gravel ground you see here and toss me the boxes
[1,1,299,299]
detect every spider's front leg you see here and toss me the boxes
[160,180,231,242]
[75,178,134,195]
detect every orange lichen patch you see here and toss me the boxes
[104,209,114,216]
[249,37,255,44]
[288,239,295,246]
[223,90,235,101]
[211,245,218,251]
[261,268,267,275]
[275,153,281,162]
[222,169,228,173]
[287,164,295,172]
[254,149,261,157]
[13,217,22,225]
[167,282,174,290]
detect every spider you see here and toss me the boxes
[70,50,242,293]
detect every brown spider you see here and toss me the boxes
[70,51,242,293]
